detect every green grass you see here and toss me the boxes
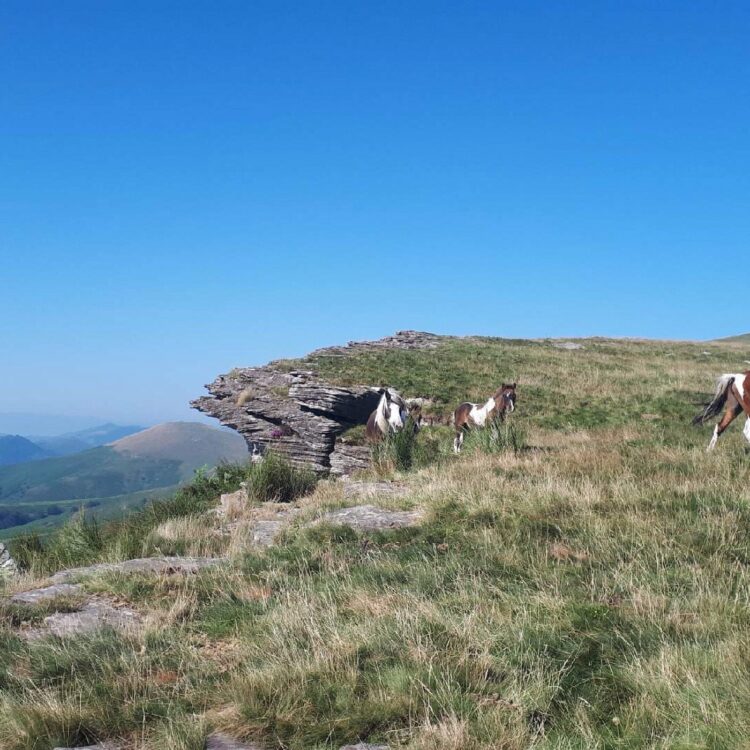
[0,446,183,503]
[4,335,750,749]
[245,451,317,503]
[0,487,178,539]
[9,463,248,576]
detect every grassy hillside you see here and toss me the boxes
[3,335,750,749]
[716,332,750,343]
[0,423,248,536]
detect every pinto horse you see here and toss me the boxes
[453,384,516,453]
[693,372,750,450]
[365,388,416,443]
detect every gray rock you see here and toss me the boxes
[247,505,300,548]
[205,732,263,750]
[250,519,286,547]
[11,583,83,605]
[329,443,372,476]
[343,481,410,499]
[220,488,247,516]
[50,556,225,583]
[552,342,584,350]
[25,598,141,640]
[0,541,18,577]
[52,743,121,750]
[319,504,422,532]
[192,331,442,474]
[340,744,389,750]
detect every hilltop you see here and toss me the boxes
[3,332,750,749]
[111,422,247,470]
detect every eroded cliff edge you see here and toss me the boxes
[191,331,440,474]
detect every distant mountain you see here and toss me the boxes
[0,435,54,467]
[110,422,247,467]
[31,423,144,456]
[0,422,248,533]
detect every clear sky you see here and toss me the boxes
[2,1,748,427]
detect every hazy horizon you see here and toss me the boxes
[0,411,221,438]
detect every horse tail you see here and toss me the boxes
[692,374,734,425]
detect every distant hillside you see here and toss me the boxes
[0,435,53,467]
[110,422,248,471]
[0,422,247,533]
[32,422,144,456]
[716,332,750,343]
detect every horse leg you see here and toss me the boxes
[453,430,461,453]
[708,399,742,451]
[731,377,750,447]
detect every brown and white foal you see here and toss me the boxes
[453,384,516,453]
[693,372,750,450]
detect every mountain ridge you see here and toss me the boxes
[0,435,53,467]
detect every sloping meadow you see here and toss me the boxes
[2,336,750,749]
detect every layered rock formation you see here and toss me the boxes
[191,331,440,474]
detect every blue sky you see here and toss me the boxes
[2,1,749,426]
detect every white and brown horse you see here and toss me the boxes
[365,388,418,443]
[453,384,517,453]
[693,372,750,450]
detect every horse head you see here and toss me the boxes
[375,387,407,433]
[385,388,409,430]
[494,383,517,415]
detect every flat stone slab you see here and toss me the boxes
[343,481,410,499]
[340,744,389,750]
[11,583,83,605]
[50,556,225,583]
[53,744,121,750]
[24,598,141,640]
[206,732,263,750]
[552,342,584,350]
[319,504,422,532]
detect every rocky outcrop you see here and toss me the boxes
[192,331,441,474]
